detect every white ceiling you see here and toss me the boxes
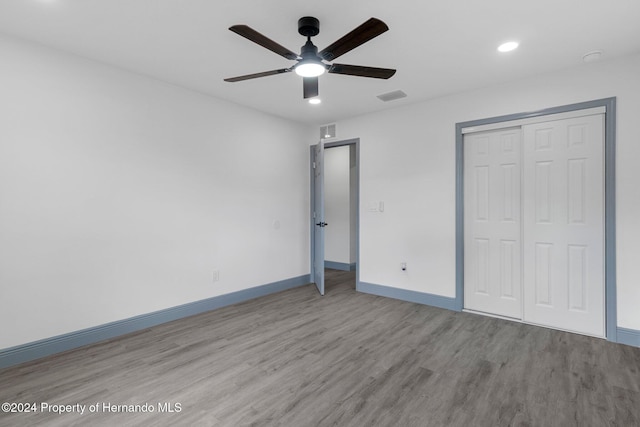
[1,0,639,125]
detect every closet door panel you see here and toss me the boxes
[522,114,605,337]
[464,128,522,319]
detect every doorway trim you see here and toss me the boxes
[310,138,361,291]
[455,97,617,342]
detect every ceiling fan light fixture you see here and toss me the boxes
[295,61,325,77]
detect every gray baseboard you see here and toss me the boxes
[0,274,311,369]
[617,327,640,348]
[325,261,356,271]
[358,281,459,311]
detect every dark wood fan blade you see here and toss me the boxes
[328,64,396,79]
[303,77,319,99]
[224,68,292,82]
[229,25,299,60]
[319,18,389,61]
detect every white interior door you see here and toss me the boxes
[522,114,605,337]
[312,140,325,295]
[464,128,523,319]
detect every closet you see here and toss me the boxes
[463,109,605,337]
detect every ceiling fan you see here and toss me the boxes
[224,17,396,99]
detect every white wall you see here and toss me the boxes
[333,53,640,331]
[324,146,351,264]
[0,35,311,349]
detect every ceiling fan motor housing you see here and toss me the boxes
[298,17,320,37]
[300,39,320,60]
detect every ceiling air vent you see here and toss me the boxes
[377,90,407,102]
[320,124,336,139]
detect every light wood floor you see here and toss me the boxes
[1,269,639,426]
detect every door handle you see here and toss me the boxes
[316,222,328,227]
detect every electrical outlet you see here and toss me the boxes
[401,262,407,271]
[212,270,220,282]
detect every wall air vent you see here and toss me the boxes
[377,90,407,102]
[320,124,336,139]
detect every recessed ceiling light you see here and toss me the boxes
[308,98,321,105]
[583,50,603,63]
[497,41,519,53]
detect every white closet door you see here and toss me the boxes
[522,114,605,337]
[464,128,522,319]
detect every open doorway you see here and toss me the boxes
[310,138,359,295]
[324,144,357,293]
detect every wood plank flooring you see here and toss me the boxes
[1,269,639,426]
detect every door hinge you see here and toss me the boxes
[313,161,316,169]
[313,212,316,219]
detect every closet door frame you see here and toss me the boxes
[455,98,617,342]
